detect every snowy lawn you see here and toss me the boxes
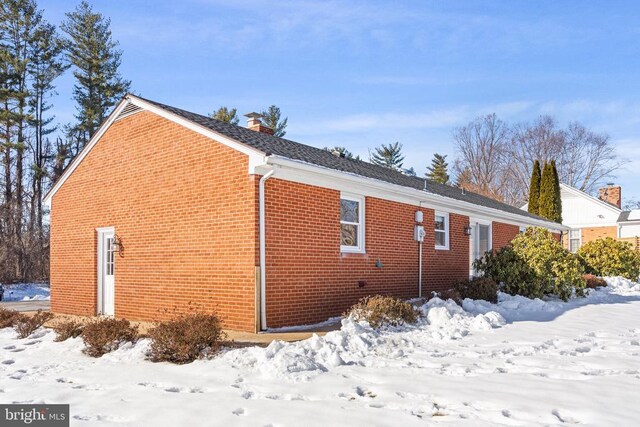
[1,277,639,426]
[1,283,50,301]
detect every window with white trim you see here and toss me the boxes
[340,195,365,253]
[569,229,581,253]
[434,212,449,250]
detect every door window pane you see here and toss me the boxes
[478,225,490,254]
[106,237,114,276]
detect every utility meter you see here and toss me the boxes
[414,225,425,242]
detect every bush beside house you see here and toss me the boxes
[578,238,640,280]
[453,277,498,303]
[53,319,85,342]
[14,311,54,339]
[475,227,585,301]
[147,313,227,364]
[345,295,419,328]
[82,318,139,357]
[0,308,21,329]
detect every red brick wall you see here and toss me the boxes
[426,212,471,292]
[50,111,259,331]
[492,222,520,250]
[263,179,474,327]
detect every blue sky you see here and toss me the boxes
[40,0,640,202]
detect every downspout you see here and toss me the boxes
[418,240,423,298]
[418,201,429,299]
[259,168,275,331]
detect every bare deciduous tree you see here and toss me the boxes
[560,122,622,193]
[507,116,565,204]
[452,114,511,202]
[454,114,626,207]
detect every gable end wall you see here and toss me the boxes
[50,111,259,331]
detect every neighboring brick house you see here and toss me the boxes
[44,95,566,332]
[536,183,640,253]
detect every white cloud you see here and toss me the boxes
[111,0,596,55]
[299,100,534,134]
[322,108,468,132]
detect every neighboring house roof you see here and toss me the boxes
[136,96,549,223]
[618,210,640,223]
[45,94,561,228]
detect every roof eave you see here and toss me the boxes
[267,155,568,232]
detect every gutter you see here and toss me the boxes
[266,155,568,232]
[259,168,275,331]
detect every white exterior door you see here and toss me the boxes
[98,228,115,315]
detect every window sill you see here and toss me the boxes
[340,250,367,257]
[435,246,450,251]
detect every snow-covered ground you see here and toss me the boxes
[1,277,639,426]
[1,283,50,301]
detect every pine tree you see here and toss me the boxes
[370,142,404,171]
[324,146,359,160]
[550,160,563,223]
[426,153,450,184]
[402,166,416,176]
[527,160,541,215]
[538,162,554,221]
[455,166,472,188]
[1,0,43,236]
[260,105,287,137]
[210,106,238,125]
[61,1,130,147]
[0,0,64,281]
[28,21,67,230]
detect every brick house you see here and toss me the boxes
[44,95,566,332]
[545,183,640,252]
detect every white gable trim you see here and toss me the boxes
[44,99,130,208]
[126,95,265,158]
[43,95,267,207]
[560,183,622,215]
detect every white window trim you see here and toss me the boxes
[569,228,582,253]
[340,193,365,253]
[435,211,450,250]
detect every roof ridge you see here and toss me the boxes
[131,94,552,224]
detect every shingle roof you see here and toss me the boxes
[136,95,550,223]
[618,210,640,222]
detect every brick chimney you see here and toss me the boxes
[244,112,274,135]
[598,183,622,209]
